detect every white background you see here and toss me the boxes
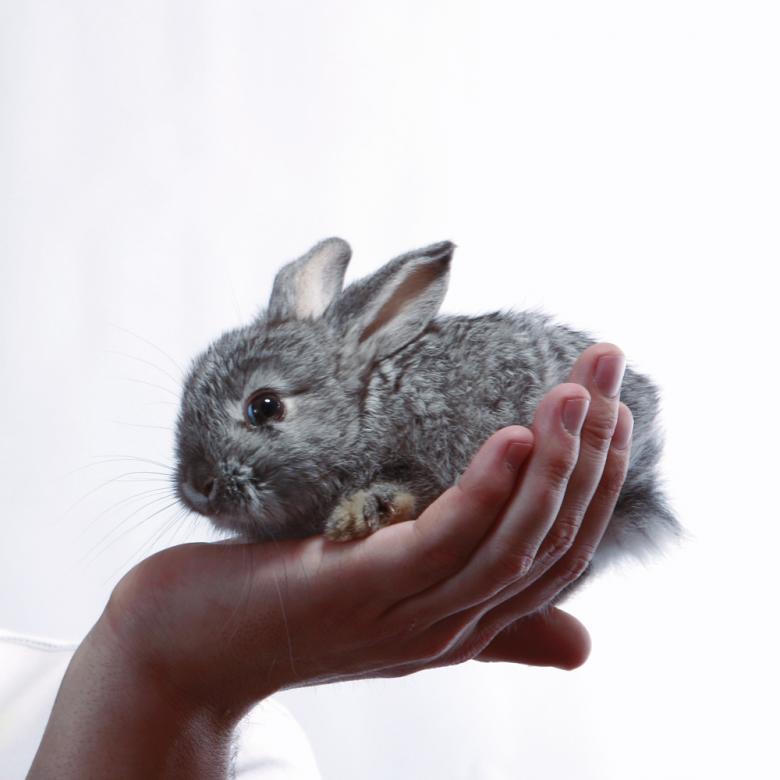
[2,2,779,778]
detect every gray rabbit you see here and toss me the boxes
[175,238,680,581]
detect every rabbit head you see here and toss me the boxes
[174,237,454,539]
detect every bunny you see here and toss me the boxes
[175,238,680,582]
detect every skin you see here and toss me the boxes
[29,344,632,780]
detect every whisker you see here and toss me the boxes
[111,478,174,484]
[108,323,186,376]
[113,477,174,483]
[104,350,182,389]
[79,486,175,538]
[106,504,194,584]
[273,568,299,680]
[141,508,188,557]
[120,377,180,398]
[94,498,183,578]
[167,507,196,545]
[88,455,174,470]
[83,493,179,562]
[99,502,186,584]
[111,420,175,432]
[226,269,245,323]
[61,457,173,478]
[220,543,257,646]
[64,471,176,514]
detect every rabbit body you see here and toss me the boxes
[175,238,679,579]
[325,310,678,571]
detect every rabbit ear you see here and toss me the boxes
[267,237,351,321]
[337,241,454,361]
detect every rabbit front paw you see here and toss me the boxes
[324,484,416,541]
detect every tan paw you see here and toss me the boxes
[324,487,416,541]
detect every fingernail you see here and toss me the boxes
[504,440,532,470]
[562,397,590,435]
[612,409,634,450]
[594,354,626,398]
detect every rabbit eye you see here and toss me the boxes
[245,391,285,426]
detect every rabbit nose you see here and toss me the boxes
[181,470,219,509]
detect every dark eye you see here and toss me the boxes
[245,391,285,426]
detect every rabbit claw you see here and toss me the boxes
[324,484,416,541]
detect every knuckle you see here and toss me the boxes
[557,553,592,585]
[582,411,618,449]
[539,451,577,489]
[544,517,581,560]
[491,546,536,589]
[598,461,629,505]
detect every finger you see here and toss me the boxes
[485,384,592,578]
[546,401,633,572]
[528,401,633,590]
[467,405,632,623]
[534,345,625,566]
[475,607,591,669]
[328,425,535,601]
[367,606,591,678]
[383,384,590,626]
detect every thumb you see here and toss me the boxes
[475,607,592,670]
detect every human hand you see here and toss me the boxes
[30,344,632,779]
[103,343,631,699]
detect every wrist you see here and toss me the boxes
[30,615,241,779]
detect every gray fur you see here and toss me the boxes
[175,238,680,586]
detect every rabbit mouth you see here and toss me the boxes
[177,463,322,540]
[206,509,261,536]
[199,488,300,541]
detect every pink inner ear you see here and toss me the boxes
[294,259,329,319]
[295,251,339,318]
[358,262,442,343]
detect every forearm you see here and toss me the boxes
[28,618,240,780]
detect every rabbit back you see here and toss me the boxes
[363,309,680,574]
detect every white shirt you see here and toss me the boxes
[0,632,321,779]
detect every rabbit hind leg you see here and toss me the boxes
[324,484,416,541]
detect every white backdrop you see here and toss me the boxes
[2,2,779,778]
